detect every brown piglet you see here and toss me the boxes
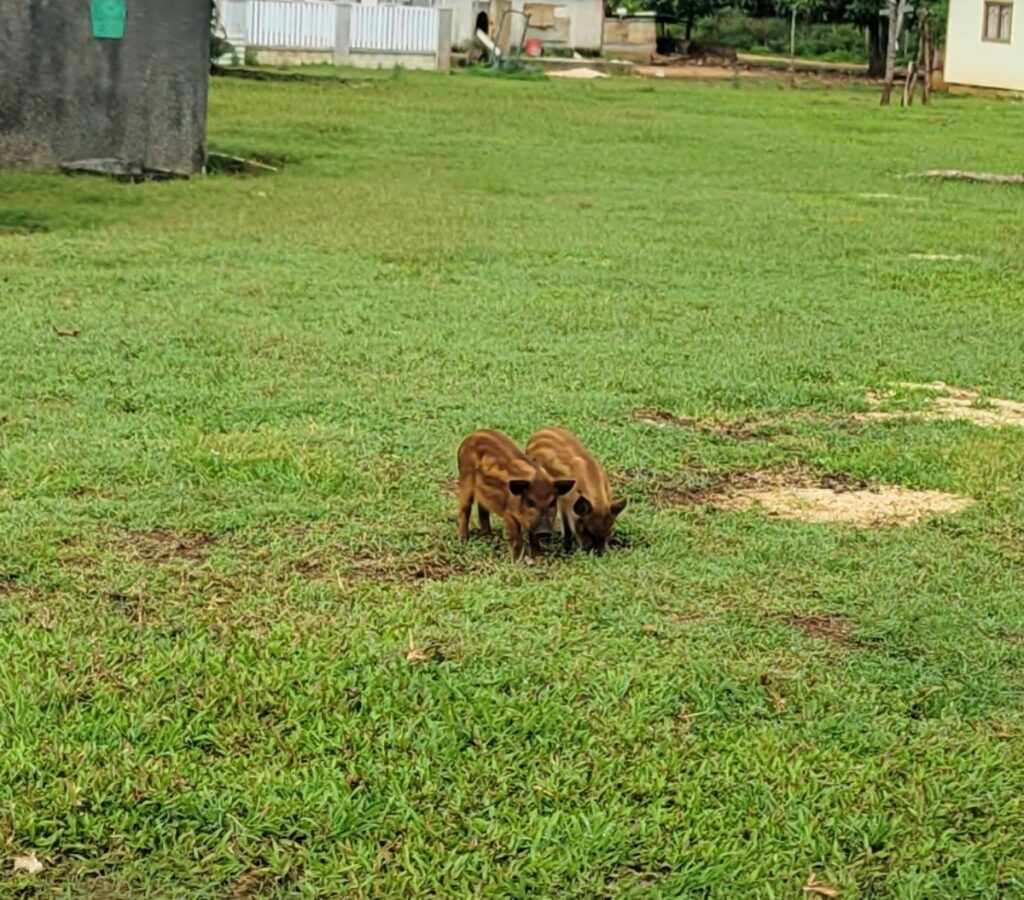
[526,428,626,555]
[457,429,575,561]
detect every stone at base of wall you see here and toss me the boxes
[251,49,334,66]
[346,51,438,71]
[251,48,439,71]
[946,81,1024,99]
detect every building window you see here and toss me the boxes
[984,1,1013,42]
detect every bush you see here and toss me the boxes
[692,9,866,62]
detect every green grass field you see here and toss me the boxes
[3,70,1024,897]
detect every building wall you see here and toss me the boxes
[449,0,480,49]
[0,0,209,173]
[567,0,602,49]
[945,0,1024,91]
[602,16,656,61]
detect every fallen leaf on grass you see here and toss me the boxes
[803,871,839,897]
[640,623,658,635]
[52,326,80,338]
[13,854,44,875]
[406,632,429,664]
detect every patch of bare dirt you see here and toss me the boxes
[652,465,833,506]
[634,408,769,441]
[329,549,492,585]
[864,382,1024,429]
[635,64,739,81]
[654,466,972,527]
[232,867,300,899]
[105,584,156,625]
[659,607,710,627]
[783,613,860,646]
[117,528,218,564]
[722,484,971,527]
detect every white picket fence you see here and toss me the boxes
[351,4,438,53]
[220,0,250,49]
[219,0,441,55]
[249,0,337,49]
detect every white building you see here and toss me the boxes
[945,0,1024,91]
[448,0,604,54]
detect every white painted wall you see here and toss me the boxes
[945,0,1024,90]
[568,0,603,49]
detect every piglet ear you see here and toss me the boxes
[573,496,592,516]
[554,479,575,496]
[610,498,628,516]
[508,479,530,496]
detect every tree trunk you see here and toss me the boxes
[789,8,796,87]
[685,15,694,41]
[880,0,896,103]
[922,16,932,103]
[866,18,886,78]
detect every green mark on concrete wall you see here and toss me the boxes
[92,0,127,39]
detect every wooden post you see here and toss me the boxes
[880,0,909,106]
[903,10,925,108]
[902,59,916,106]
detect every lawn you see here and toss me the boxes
[2,70,1024,897]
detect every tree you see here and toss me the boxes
[777,0,823,83]
[831,0,887,76]
[649,0,732,41]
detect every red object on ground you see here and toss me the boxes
[525,38,542,57]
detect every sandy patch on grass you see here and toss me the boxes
[721,483,971,526]
[656,466,972,527]
[865,382,1024,429]
[548,67,609,79]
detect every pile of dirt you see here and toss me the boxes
[865,382,1024,429]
